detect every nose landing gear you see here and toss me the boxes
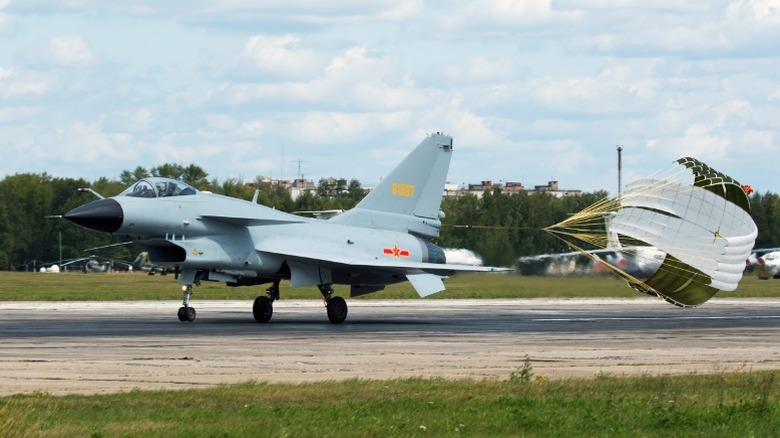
[177,284,196,322]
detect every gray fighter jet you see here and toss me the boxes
[64,134,508,323]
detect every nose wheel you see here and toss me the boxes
[177,285,196,322]
[177,306,196,322]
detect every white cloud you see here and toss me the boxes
[217,45,431,111]
[414,97,510,150]
[204,113,239,131]
[21,35,99,68]
[713,99,752,129]
[240,120,265,133]
[292,111,414,145]
[645,100,759,160]
[434,0,557,34]
[442,56,515,85]
[590,25,737,54]
[727,0,780,24]
[676,123,732,159]
[529,63,660,114]
[3,122,134,179]
[439,0,552,28]
[0,106,42,123]
[131,108,153,129]
[0,14,9,34]
[57,122,131,164]
[472,0,553,24]
[236,35,322,80]
[0,0,9,33]
[482,1,776,58]
[10,0,425,26]
[0,68,49,98]
[376,0,424,20]
[737,129,776,153]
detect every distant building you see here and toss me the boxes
[288,178,315,201]
[252,176,583,201]
[532,180,582,198]
[503,181,526,193]
[443,179,581,199]
[247,177,316,201]
[443,182,463,198]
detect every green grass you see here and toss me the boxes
[1,271,779,301]
[2,372,779,437]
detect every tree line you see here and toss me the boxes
[1,163,778,270]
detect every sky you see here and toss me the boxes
[1,0,779,195]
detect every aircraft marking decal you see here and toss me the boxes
[391,183,415,198]
[383,245,410,258]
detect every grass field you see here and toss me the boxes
[1,372,778,437]
[1,271,780,301]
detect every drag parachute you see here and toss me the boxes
[545,157,758,307]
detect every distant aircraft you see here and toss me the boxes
[63,133,509,323]
[751,249,780,279]
[517,213,665,278]
[132,251,169,275]
[58,255,133,273]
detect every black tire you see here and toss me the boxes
[185,307,196,322]
[253,296,273,323]
[326,296,348,324]
[177,307,187,322]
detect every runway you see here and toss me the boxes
[1,298,779,395]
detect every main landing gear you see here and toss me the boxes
[177,285,196,322]
[252,281,348,324]
[319,283,348,324]
[253,281,278,323]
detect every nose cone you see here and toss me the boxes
[64,199,124,233]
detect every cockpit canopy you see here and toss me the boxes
[120,177,198,198]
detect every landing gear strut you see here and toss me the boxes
[253,281,278,323]
[318,283,348,324]
[177,285,196,322]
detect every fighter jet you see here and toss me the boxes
[63,133,508,323]
[749,249,780,279]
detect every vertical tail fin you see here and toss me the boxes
[330,133,453,238]
[354,133,453,219]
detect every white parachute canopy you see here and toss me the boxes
[545,157,758,307]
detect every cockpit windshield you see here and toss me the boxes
[120,177,198,198]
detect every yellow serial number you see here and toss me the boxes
[391,183,415,198]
